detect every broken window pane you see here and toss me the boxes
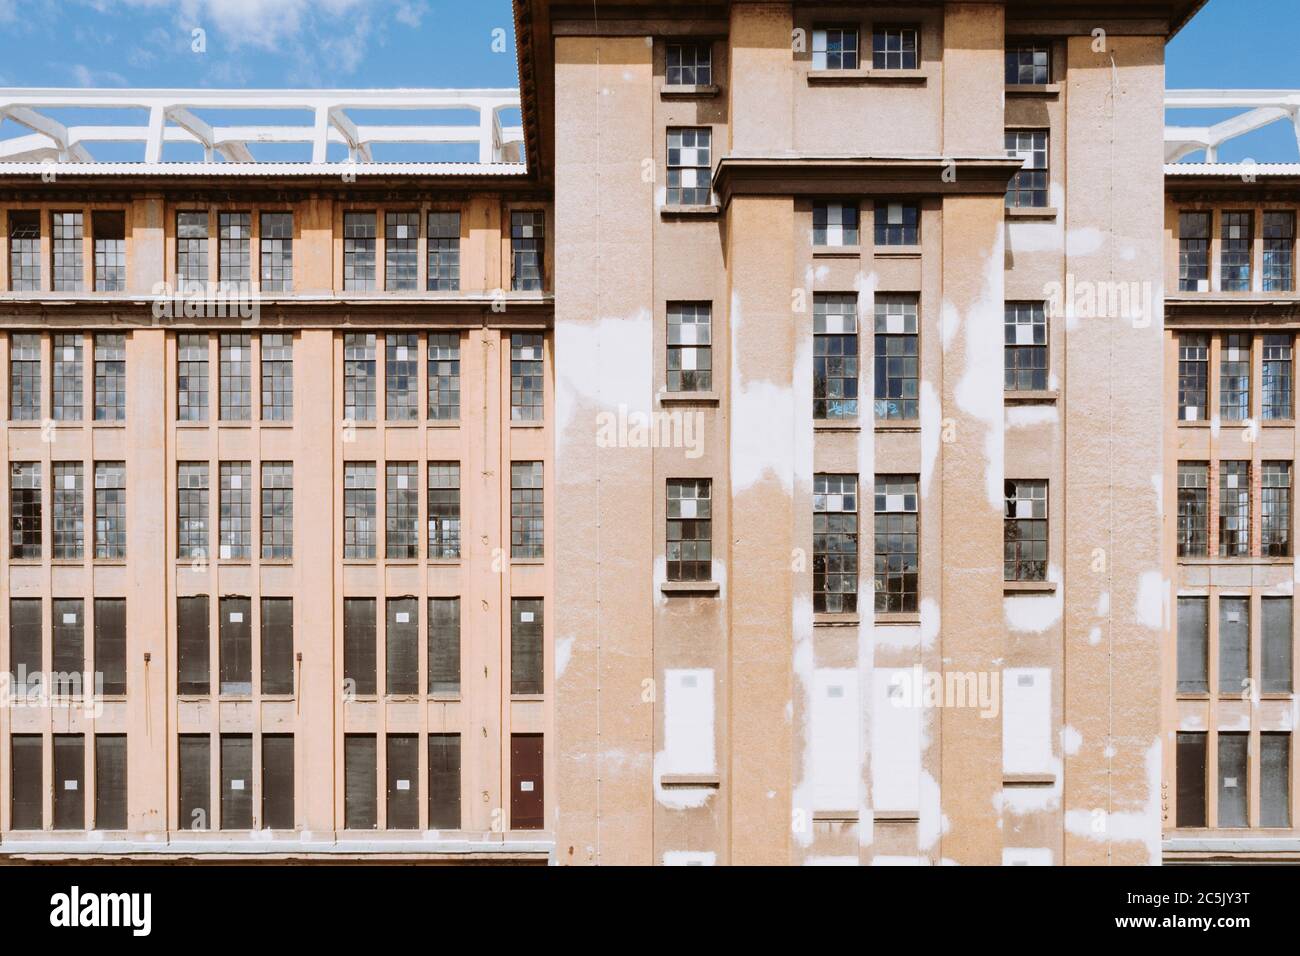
[814,473,858,613]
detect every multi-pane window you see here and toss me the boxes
[94,334,125,421]
[511,210,544,291]
[1004,479,1047,582]
[511,333,544,422]
[260,462,293,560]
[218,212,251,283]
[427,333,460,421]
[385,333,418,421]
[1005,130,1048,208]
[218,461,251,560]
[813,293,858,420]
[1264,333,1294,420]
[1177,462,1209,558]
[1220,333,1251,421]
[9,211,40,290]
[1221,211,1253,292]
[874,295,918,420]
[177,462,209,560]
[511,461,544,559]
[1178,333,1209,421]
[1219,461,1250,557]
[813,202,859,247]
[666,478,712,582]
[1005,302,1048,391]
[872,26,918,70]
[93,211,125,291]
[9,333,40,421]
[667,41,712,86]
[343,463,376,560]
[874,201,919,246]
[1263,461,1292,557]
[1006,42,1049,84]
[52,211,84,291]
[385,211,419,290]
[874,475,918,613]
[428,462,461,559]
[428,598,460,695]
[427,212,460,291]
[813,474,858,613]
[94,461,126,560]
[667,303,712,392]
[10,462,40,559]
[511,598,544,695]
[666,128,712,206]
[344,333,376,422]
[52,334,83,421]
[386,462,419,560]
[1178,211,1211,292]
[52,462,84,560]
[260,333,292,421]
[343,212,377,291]
[1264,211,1295,292]
[177,333,209,422]
[1176,596,1208,694]
[176,211,209,285]
[219,334,251,421]
[259,212,293,291]
[811,27,858,70]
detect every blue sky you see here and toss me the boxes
[0,0,1292,163]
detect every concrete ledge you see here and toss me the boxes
[661,84,719,99]
[660,581,720,596]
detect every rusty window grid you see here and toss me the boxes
[667,303,712,393]
[51,211,84,292]
[386,332,419,421]
[218,211,251,284]
[1218,460,1251,557]
[1178,211,1211,292]
[666,478,712,582]
[667,41,711,86]
[343,211,377,291]
[259,212,294,291]
[510,597,544,695]
[1264,211,1295,292]
[1219,332,1252,421]
[343,462,377,560]
[1176,461,1209,558]
[385,211,419,291]
[1004,479,1047,582]
[177,333,209,422]
[94,333,126,421]
[343,332,376,422]
[1006,41,1049,85]
[510,461,544,559]
[510,333,544,421]
[10,461,41,559]
[385,461,419,560]
[427,212,460,291]
[94,460,126,560]
[92,211,126,291]
[813,473,858,613]
[52,461,84,560]
[9,332,40,421]
[1220,210,1253,292]
[1004,302,1047,393]
[177,461,209,560]
[874,475,918,614]
[9,210,40,290]
[811,26,858,71]
[218,333,251,421]
[875,295,919,420]
[510,210,544,290]
[51,333,83,421]
[1004,129,1048,208]
[813,293,858,421]
[427,332,460,421]
[218,460,252,561]
[1178,332,1209,421]
[427,461,461,559]
[260,461,293,560]
[260,333,293,422]
[666,128,711,207]
[176,210,209,286]
[1263,333,1293,421]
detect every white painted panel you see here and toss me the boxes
[811,668,859,810]
[872,855,921,866]
[872,668,920,811]
[1002,847,1052,866]
[1002,668,1052,774]
[663,851,716,866]
[664,668,714,775]
[806,855,858,866]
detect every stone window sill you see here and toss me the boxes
[661,581,720,596]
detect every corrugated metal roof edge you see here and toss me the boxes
[0,162,529,177]
[1166,163,1300,176]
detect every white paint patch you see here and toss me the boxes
[1003,668,1052,774]
[919,599,940,650]
[1004,567,1063,633]
[1002,847,1053,866]
[1088,626,1102,646]
[663,851,715,866]
[1005,220,1064,253]
[872,855,921,866]
[554,636,574,680]
[1096,592,1110,616]
[1135,572,1166,630]
[1063,739,1162,864]
[654,668,716,810]
[1061,725,1083,757]
[1064,226,1107,258]
[806,856,858,866]
[918,381,941,496]
[1151,474,1163,518]
[1005,404,1058,429]
[916,771,946,851]
[940,300,961,351]
[873,623,921,651]
[554,310,653,438]
[730,291,796,494]
[873,668,921,812]
[1218,711,1251,732]
[949,247,1007,509]
[1179,712,1205,731]
[811,669,860,810]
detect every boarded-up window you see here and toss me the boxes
[1176,596,1208,694]
[511,597,543,695]
[428,598,460,695]
[178,734,210,830]
[94,734,127,830]
[510,734,544,829]
[1002,668,1052,775]
[260,597,293,695]
[262,734,294,829]
[177,595,210,694]
[1217,732,1248,828]
[52,598,84,695]
[663,668,715,776]
[428,733,461,829]
[219,596,252,695]
[53,734,85,829]
[1262,733,1291,828]
[94,598,126,695]
[1176,731,1207,828]
[386,597,418,695]
[386,734,419,829]
[871,668,919,811]
[344,734,377,829]
[220,733,253,829]
[1263,597,1294,694]
[1219,597,1250,695]
[9,598,41,692]
[10,734,42,830]
[344,598,376,697]
[812,668,860,811]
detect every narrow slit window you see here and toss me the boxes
[260,333,293,421]
[1176,596,1208,694]
[11,735,43,830]
[1262,596,1293,695]
[260,597,294,695]
[1178,333,1209,421]
[178,734,211,830]
[94,734,127,830]
[343,597,377,697]
[177,594,210,695]
[385,597,418,696]
[94,461,126,560]
[10,461,41,559]
[9,333,40,421]
[344,734,377,829]
[1175,731,1206,827]
[218,596,252,696]
[218,333,251,421]
[1263,461,1291,557]
[343,462,376,560]
[259,212,293,292]
[385,462,419,560]
[385,333,419,421]
[874,475,919,613]
[1263,333,1293,420]
[218,461,251,560]
[510,210,544,290]
[428,734,461,829]
[262,734,294,829]
[1221,211,1253,292]
[386,733,420,829]
[177,333,209,422]
[427,462,461,559]
[53,734,85,829]
[428,597,461,695]
[510,333,544,421]
[220,733,253,829]
[260,461,293,560]
[94,597,127,696]
[51,597,85,695]
[874,295,919,419]
[343,333,376,422]
[1261,733,1291,828]
[1217,732,1248,828]
[94,334,126,421]
[177,462,209,560]
[511,597,544,695]
[1264,211,1295,293]
[1219,596,1250,696]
